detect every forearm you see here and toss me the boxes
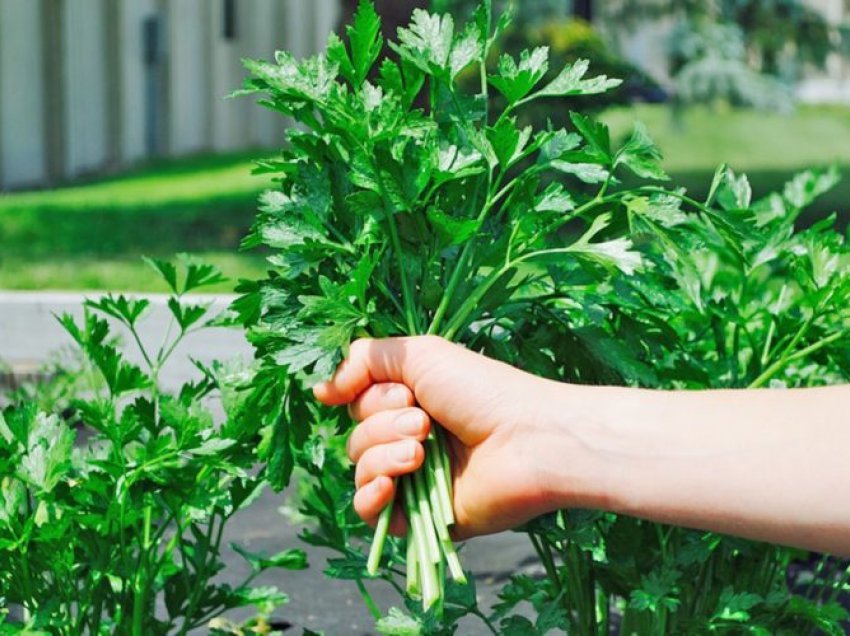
[542,383,850,555]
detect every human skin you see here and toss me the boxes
[314,336,850,556]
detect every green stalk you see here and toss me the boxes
[806,554,830,599]
[425,447,466,583]
[425,445,450,542]
[355,578,382,621]
[427,434,454,525]
[20,551,35,612]
[367,504,393,576]
[529,532,561,595]
[442,265,510,339]
[749,329,847,388]
[436,426,454,509]
[427,177,518,336]
[406,529,420,598]
[412,470,441,562]
[760,284,787,367]
[403,477,440,608]
[827,562,850,604]
[387,211,419,335]
[131,504,153,636]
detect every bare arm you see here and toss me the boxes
[315,337,850,555]
[552,383,850,555]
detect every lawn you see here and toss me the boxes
[2,105,849,292]
[602,103,850,216]
[0,153,272,292]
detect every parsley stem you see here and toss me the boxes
[760,284,788,367]
[428,178,518,336]
[529,531,562,598]
[355,578,382,621]
[442,265,510,340]
[437,427,455,512]
[636,185,715,217]
[827,562,850,605]
[427,435,454,525]
[406,528,420,597]
[20,549,35,612]
[413,470,441,562]
[749,329,848,388]
[403,476,440,608]
[378,180,419,335]
[479,0,492,125]
[131,503,153,636]
[367,504,393,576]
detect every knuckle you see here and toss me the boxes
[349,338,372,359]
[396,407,429,438]
[386,382,414,404]
[354,450,373,487]
[345,431,357,462]
[418,334,449,349]
[354,462,367,488]
[353,492,375,525]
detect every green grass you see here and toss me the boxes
[0,253,269,293]
[601,104,850,215]
[0,152,273,292]
[3,106,849,292]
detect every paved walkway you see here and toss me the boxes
[0,293,536,633]
[0,292,249,391]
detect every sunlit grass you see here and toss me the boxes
[602,104,850,213]
[0,152,273,291]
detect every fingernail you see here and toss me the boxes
[398,411,424,435]
[392,440,416,463]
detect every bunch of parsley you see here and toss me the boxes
[238,1,850,633]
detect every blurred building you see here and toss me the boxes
[597,0,850,101]
[0,0,338,190]
[798,0,850,102]
[3,0,849,191]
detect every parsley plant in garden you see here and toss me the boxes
[0,259,306,635]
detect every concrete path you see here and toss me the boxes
[0,293,537,634]
[0,291,249,391]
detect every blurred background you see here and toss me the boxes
[1,0,849,292]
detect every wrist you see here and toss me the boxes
[533,382,651,516]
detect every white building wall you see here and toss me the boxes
[313,0,339,52]
[119,0,158,163]
[208,0,249,152]
[240,0,283,149]
[0,0,46,188]
[798,0,850,102]
[167,0,210,155]
[64,0,109,178]
[614,17,674,87]
[284,0,315,59]
[0,0,340,190]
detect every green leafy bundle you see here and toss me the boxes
[237,0,639,613]
[0,259,306,635]
[238,1,850,633]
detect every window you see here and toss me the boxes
[223,0,237,40]
[573,0,593,22]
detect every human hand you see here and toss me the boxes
[315,338,850,555]
[313,336,588,538]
